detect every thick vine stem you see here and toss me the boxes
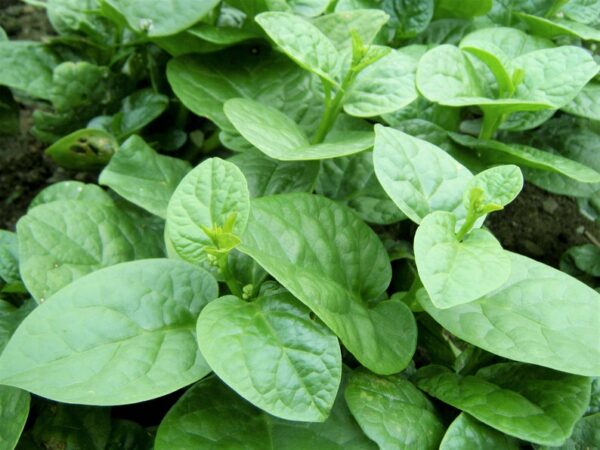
[217,255,243,298]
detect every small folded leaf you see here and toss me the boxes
[45,129,117,171]
[416,364,591,446]
[240,193,417,374]
[451,133,600,183]
[0,386,30,450]
[17,200,164,302]
[415,211,511,308]
[0,259,218,405]
[373,125,473,224]
[419,252,600,376]
[517,12,600,41]
[440,413,522,450]
[166,157,250,265]
[99,135,191,218]
[197,291,341,422]
[345,369,445,449]
[256,12,341,85]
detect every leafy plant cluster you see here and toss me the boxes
[1,0,600,448]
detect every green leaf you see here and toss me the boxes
[345,369,445,449]
[0,41,59,100]
[316,151,406,225]
[0,386,30,450]
[563,0,600,24]
[229,151,320,197]
[197,290,341,422]
[0,259,218,405]
[29,181,112,209]
[562,82,600,120]
[416,364,591,446]
[45,128,118,171]
[414,211,511,308]
[539,413,600,450]
[464,165,524,211]
[103,0,220,36]
[434,0,493,18]
[256,12,341,85]
[440,413,521,450]
[240,193,417,374]
[166,49,324,135]
[517,12,600,41]
[0,230,19,284]
[99,135,191,218]
[451,133,600,183]
[373,125,473,224]
[17,200,164,302]
[562,244,600,277]
[107,89,169,139]
[419,252,600,376]
[166,158,250,265]
[344,49,418,117]
[224,98,373,160]
[155,374,377,450]
[381,0,434,39]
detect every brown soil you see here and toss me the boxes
[486,183,600,267]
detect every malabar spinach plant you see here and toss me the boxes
[1,0,600,449]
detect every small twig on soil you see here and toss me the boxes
[584,230,600,249]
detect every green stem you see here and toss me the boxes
[311,73,357,144]
[479,109,504,140]
[218,255,243,298]
[455,209,479,242]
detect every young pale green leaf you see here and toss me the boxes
[464,165,524,211]
[0,386,30,450]
[166,49,324,135]
[0,259,218,405]
[562,82,600,120]
[343,49,418,117]
[563,0,600,23]
[224,98,373,160]
[538,413,600,450]
[316,151,406,225]
[256,12,341,85]
[345,369,445,449]
[0,230,19,284]
[0,42,58,100]
[155,373,377,450]
[440,413,522,450]
[240,193,416,374]
[229,152,320,197]
[419,252,600,376]
[517,12,600,41]
[451,133,600,183]
[17,200,164,303]
[45,128,117,171]
[196,290,341,422]
[373,125,473,224]
[166,157,250,265]
[99,136,191,218]
[417,364,591,446]
[29,181,112,209]
[103,0,219,36]
[414,211,511,309]
[312,9,390,74]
